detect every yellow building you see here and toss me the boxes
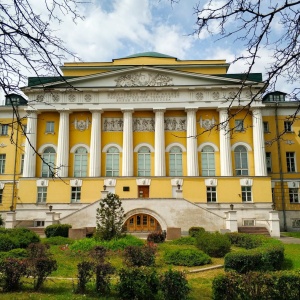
[0,52,298,234]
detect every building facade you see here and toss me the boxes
[0,52,299,233]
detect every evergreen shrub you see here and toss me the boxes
[170,236,196,245]
[188,226,205,237]
[43,236,74,245]
[124,245,156,267]
[196,231,231,257]
[76,261,94,294]
[164,248,211,267]
[147,231,165,243]
[44,224,72,238]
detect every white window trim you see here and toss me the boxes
[102,143,122,153]
[134,143,155,152]
[70,144,90,153]
[165,143,186,152]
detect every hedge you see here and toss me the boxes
[44,224,72,238]
[224,234,284,273]
[212,271,300,300]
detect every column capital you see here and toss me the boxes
[121,108,134,113]
[185,107,198,113]
[153,108,166,113]
[89,109,103,113]
[57,108,71,114]
[25,108,39,114]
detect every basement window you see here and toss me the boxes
[243,219,255,226]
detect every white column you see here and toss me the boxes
[89,110,102,177]
[219,108,233,176]
[186,108,199,176]
[56,110,70,177]
[154,109,166,176]
[252,107,267,176]
[122,109,134,176]
[23,109,38,177]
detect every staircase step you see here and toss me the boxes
[238,226,270,236]
[28,227,46,237]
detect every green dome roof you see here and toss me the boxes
[124,52,177,59]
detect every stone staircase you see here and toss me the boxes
[28,227,46,238]
[238,226,270,236]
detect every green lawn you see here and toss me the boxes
[0,237,299,299]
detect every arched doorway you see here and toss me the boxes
[124,214,161,232]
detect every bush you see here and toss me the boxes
[224,237,284,273]
[189,227,205,237]
[43,236,74,246]
[0,235,19,251]
[76,261,94,294]
[117,267,159,300]
[5,248,28,259]
[164,248,211,267]
[124,245,156,267]
[212,271,300,300]
[160,269,190,300]
[226,232,263,249]
[0,258,27,291]
[147,231,165,243]
[95,262,114,295]
[196,231,231,257]
[169,236,196,245]
[44,224,72,238]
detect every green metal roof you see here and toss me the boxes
[215,73,263,82]
[123,52,177,59]
[28,76,78,87]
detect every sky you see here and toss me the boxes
[0,0,296,102]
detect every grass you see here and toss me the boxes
[281,232,300,239]
[0,235,299,299]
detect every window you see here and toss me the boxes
[235,120,244,132]
[37,187,47,203]
[169,146,182,176]
[71,186,81,202]
[138,146,151,176]
[106,147,119,176]
[45,121,55,133]
[0,125,8,135]
[242,186,252,202]
[41,147,56,177]
[20,154,24,174]
[289,188,299,203]
[234,146,248,175]
[0,154,6,174]
[263,122,269,133]
[201,145,215,176]
[266,152,272,173]
[286,152,296,172]
[74,147,88,177]
[0,188,3,204]
[207,186,217,202]
[284,121,293,132]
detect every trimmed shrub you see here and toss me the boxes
[160,269,190,300]
[189,227,205,237]
[164,248,211,267]
[212,271,300,300]
[0,258,27,291]
[224,237,284,273]
[169,236,196,245]
[76,261,94,294]
[117,267,159,300]
[196,231,231,257]
[124,245,156,267]
[147,231,165,243]
[43,236,74,246]
[0,235,19,251]
[4,248,28,259]
[226,232,263,249]
[44,224,72,238]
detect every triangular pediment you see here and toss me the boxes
[28,66,258,90]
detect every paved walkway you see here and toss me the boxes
[278,236,300,244]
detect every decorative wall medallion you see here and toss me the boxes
[52,94,60,102]
[68,94,76,102]
[0,143,7,148]
[245,90,252,98]
[164,117,186,131]
[84,94,92,102]
[115,72,173,87]
[195,92,204,100]
[103,118,123,132]
[212,91,220,100]
[73,118,90,131]
[228,91,236,98]
[36,94,44,102]
[286,140,295,145]
[199,117,216,130]
[133,118,155,132]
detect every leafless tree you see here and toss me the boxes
[0,0,82,177]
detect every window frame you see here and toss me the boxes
[20,154,25,174]
[266,152,272,173]
[0,125,8,136]
[106,146,120,177]
[289,188,299,203]
[201,145,215,176]
[41,147,56,178]
[284,121,293,132]
[137,146,151,176]
[286,152,296,172]
[0,154,6,174]
[169,146,183,176]
[241,186,252,202]
[263,121,269,133]
[234,146,249,176]
[74,147,88,177]
[206,186,217,202]
[45,121,55,134]
[71,186,81,202]
[37,186,47,203]
[235,119,244,132]
[0,188,3,204]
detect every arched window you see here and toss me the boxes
[169,146,182,176]
[74,147,88,177]
[234,145,248,175]
[41,147,56,178]
[201,145,215,176]
[138,146,151,176]
[106,147,119,176]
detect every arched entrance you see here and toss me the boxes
[124,214,161,232]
